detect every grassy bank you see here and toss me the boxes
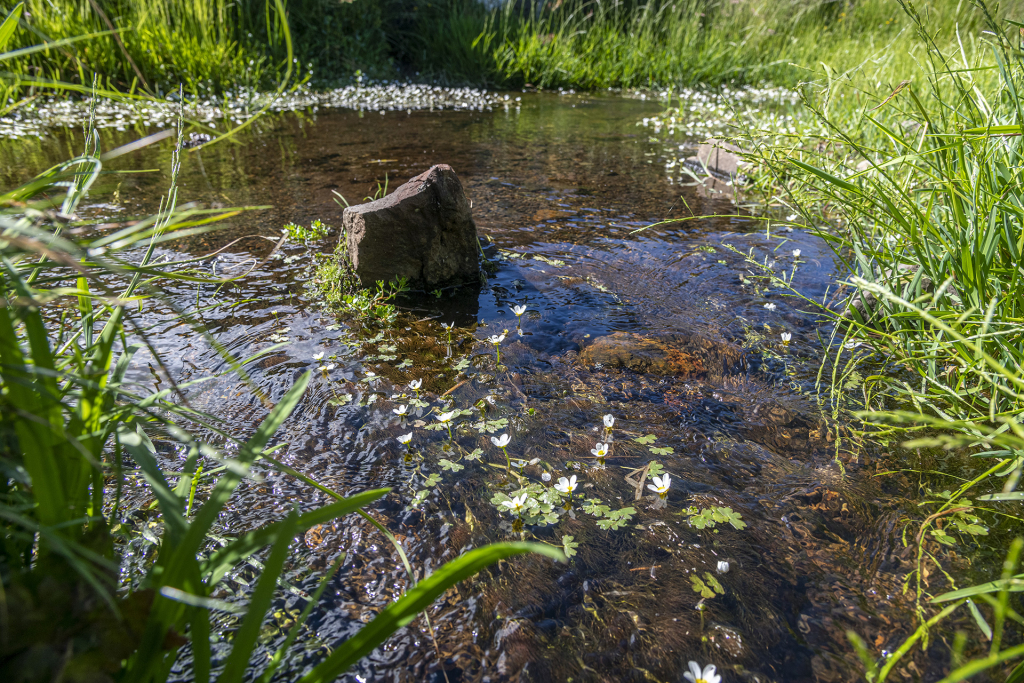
[636,1,1024,678]
[4,0,1021,96]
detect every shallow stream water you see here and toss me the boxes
[2,93,928,682]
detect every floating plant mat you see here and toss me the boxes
[9,93,935,682]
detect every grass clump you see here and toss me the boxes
[311,238,408,324]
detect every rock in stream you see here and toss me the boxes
[343,164,480,290]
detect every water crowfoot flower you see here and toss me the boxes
[716,560,730,574]
[792,248,801,258]
[591,442,609,466]
[555,474,578,499]
[491,433,512,471]
[435,409,457,440]
[764,302,777,312]
[510,304,527,330]
[684,661,721,683]
[408,378,422,398]
[603,414,615,432]
[393,404,409,417]
[489,332,507,364]
[441,322,455,344]
[313,351,325,361]
[780,332,792,344]
[648,473,672,499]
[501,493,529,516]
[397,433,413,445]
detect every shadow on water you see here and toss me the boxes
[2,93,924,682]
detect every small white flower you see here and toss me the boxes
[491,433,511,448]
[684,661,721,683]
[397,432,413,445]
[541,472,551,482]
[501,493,529,514]
[591,442,609,458]
[716,560,730,574]
[393,405,409,416]
[511,304,527,317]
[781,332,792,343]
[792,248,801,258]
[441,322,454,330]
[313,351,325,361]
[435,410,457,423]
[366,370,376,377]
[488,333,506,344]
[603,414,615,428]
[324,363,337,371]
[408,379,422,390]
[764,302,777,312]
[554,475,578,495]
[648,473,672,495]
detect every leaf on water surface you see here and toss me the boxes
[647,461,666,478]
[409,490,430,508]
[562,535,578,559]
[424,473,442,487]
[690,574,716,599]
[464,448,484,461]
[649,446,673,456]
[438,459,464,472]
[634,434,657,445]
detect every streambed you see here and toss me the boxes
[3,92,923,682]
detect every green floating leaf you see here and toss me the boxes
[690,574,715,599]
[562,535,578,559]
[649,446,673,456]
[438,459,464,472]
[634,434,657,445]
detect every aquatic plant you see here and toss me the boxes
[488,332,506,364]
[780,332,792,344]
[716,561,730,574]
[648,473,672,499]
[554,474,578,499]
[284,219,331,242]
[491,433,512,472]
[591,442,609,467]
[684,661,721,683]
[409,378,423,398]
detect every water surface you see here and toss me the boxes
[2,92,920,683]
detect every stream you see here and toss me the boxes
[2,92,922,683]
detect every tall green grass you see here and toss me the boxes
[710,0,1024,676]
[5,0,1022,93]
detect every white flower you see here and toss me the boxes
[397,432,413,445]
[511,304,527,317]
[501,493,529,514]
[491,433,511,448]
[541,472,551,482]
[684,661,721,683]
[409,379,422,390]
[435,410,457,424]
[554,475,578,495]
[591,442,609,458]
[366,370,376,377]
[764,302,777,312]
[781,332,792,342]
[648,473,672,495]
[441,322,454,330]
[393,405,409,416]
[324,363,337,371]
[603,414,615,428]
[792,249,801,258]
[717,560,730,574]
[313,351,325,361]
[488,333,506,344]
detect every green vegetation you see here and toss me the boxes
[0,9,560,680]
[5,0,1022,94]
[640,1,1024,678]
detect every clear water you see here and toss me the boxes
[2,93,923,682]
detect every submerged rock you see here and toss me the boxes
[687,138,750,178]
[579,331,745,378]
[343,164,480,289]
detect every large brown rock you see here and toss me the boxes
[343,164,480,289]
[580,331,745,379]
